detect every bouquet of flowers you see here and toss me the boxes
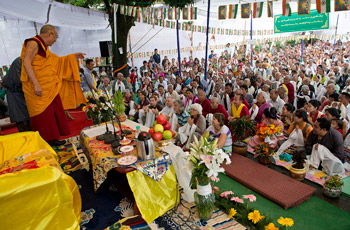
[254,142,275,160]
[255,122,282,143]
[186,133,231,188]
[82,90,114,124]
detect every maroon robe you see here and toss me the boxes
[210,104,229,122]
[30,95,70,141]
[194,98,211,117]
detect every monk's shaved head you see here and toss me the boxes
[40,24,56,34]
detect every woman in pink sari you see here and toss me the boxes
[248,107,285,151]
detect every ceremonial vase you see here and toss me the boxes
[194,176,215,221]
[323,185,342,198]
[258,155,272,165]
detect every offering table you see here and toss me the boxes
[80,119,179,224]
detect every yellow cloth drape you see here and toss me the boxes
[0,167,81,230]
[232,103,244,118]
[126,165,179,224]
[0,131,56,163]
[0,132,81,229]
[59,57,87,109]
[20,37,85,117]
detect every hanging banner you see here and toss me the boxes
[274,10,329,33]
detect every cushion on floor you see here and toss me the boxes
[223,153,316,209]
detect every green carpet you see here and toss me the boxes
[342,177,350,197]
[216,174,350,230]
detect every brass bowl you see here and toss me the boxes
[154,131,177,147]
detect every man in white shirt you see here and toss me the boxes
[157,85,166,105]
[160,97,175,121]
[268,89,285,114]
[165,84,179,101]
[112,73,126,94]
[154,75,168,89]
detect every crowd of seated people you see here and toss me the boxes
[87,41,350,171]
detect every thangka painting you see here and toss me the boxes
[218,5,227,20]
[183,8,189,20]
[335,0,349,11]
[142,9,148,23]
[241,3,251,18]
[168,8,173,20]
[298,0,311,14]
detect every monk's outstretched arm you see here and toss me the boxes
[23,41,42,97]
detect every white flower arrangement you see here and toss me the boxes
[186,133,231,188]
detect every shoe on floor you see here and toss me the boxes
[48,139,66,146]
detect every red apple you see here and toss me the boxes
[152,132,163,141]
[170,130,175,137]
[156,114,167,125]
[163,121,171,130]
[148,128,155,136]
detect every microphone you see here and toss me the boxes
[98,96,121,147]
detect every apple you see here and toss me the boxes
[154,124,164,133]
[156,114,167,125]
[152,132,163,141]
[153,121,158,127]
[163,121,171,130]
[148,128,155,136]
[162,130,172,140]
[170,130,175,137]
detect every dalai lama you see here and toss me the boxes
[20,25,86,146]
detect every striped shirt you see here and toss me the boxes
[176,111,190,127]
[207,125,232,153]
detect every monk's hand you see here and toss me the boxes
[34,83,42,97]
[74,52,86,59]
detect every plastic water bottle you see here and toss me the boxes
[135,126,141,140]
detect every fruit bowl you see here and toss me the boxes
[153,131,177,147]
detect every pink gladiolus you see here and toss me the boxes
[213,186,220,192]
[231,196,244,203]
[220,191,234,198]
[210,176,220,182]
[243,194,257,202]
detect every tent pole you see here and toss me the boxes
[250,10,253,66]
[301,32,305,62]
[204,0,211,80]
[176,20,181,76]
[333,14,339,49]
[114,3,118,69]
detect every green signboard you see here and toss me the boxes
[274,10,329,33]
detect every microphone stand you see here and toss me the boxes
[99,96,121,148]
[103,88,132,137]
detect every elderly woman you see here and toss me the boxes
[189,103,207,138]
[203,113,232,154]
[177,103,206,149]
[173,99,189,128]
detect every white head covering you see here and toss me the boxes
[191,103,203,115]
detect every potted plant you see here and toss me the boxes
[323,175,344,198]
[112,91,127,122]
[289,150,307,181]
[254,142,275,165]
[229,116,256,155]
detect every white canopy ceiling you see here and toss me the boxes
[0,0,109,30]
